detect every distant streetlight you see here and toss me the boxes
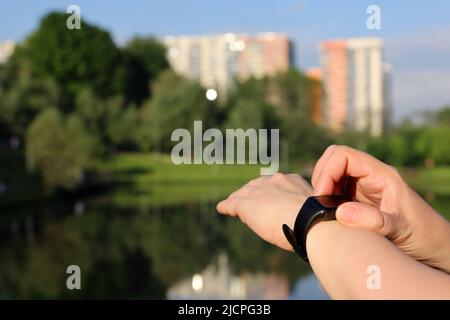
[206,88,218,101]
[235,40,245,51]
[228,40,245,52]
[192,274,203,291]
[169,47,179,58]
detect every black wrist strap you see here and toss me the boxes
[282,195,351,262]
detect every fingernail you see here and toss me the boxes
[337,204,357,224]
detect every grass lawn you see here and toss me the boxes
[98,153,261,206]
[102,153,450,193]
[402,167,450,195]
[402,167,450,219]
[100,153,450,217]
[101,152,260,183]
[2,150,447,218]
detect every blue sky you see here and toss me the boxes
[1,0,450,121]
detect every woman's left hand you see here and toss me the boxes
[216,173,313,251]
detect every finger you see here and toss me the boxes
[314,146,370,195]
[216,196,246,217]
[216,200,227,214]
[336,202,397,238]
[311,145,337,188]
[313,148,344,195]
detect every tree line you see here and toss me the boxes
[0,12,448,192]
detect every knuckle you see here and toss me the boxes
[373,211,395,237]
[243,185,256,196]
[286,173,301,181]
[372,213,385,232]
[391,218,412,245]
[228,190,240,199]
[334,144,351,154]
[364,207,384,231]
[386,165,402,181]
[325,144,337,154]
[271,172,287,182]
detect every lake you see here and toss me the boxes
[0,181,315,298]
[0,160,448,299]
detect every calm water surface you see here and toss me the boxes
[0,183,447,299]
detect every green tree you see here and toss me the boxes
[397,125,426,166]
[14,12,137,103]
[26,109,94,190]
[273,70,331,163]
[105,99,138,149]
[415,126,450,166]
[225,76,279,129]
[0,57,61,137]
[225,99,278,130]
[424,105,450,126]
[224,70,331,165]
[125,36,168,79]
[386,134,408,166]
[75,89,138,152]
[136,70,218,152]
[124,36,169,100]
[434,106,450,126]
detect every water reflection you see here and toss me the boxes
[0,191,310,298]
[0,188,447,299]
[288,274,329,300]
[168,254,290,299]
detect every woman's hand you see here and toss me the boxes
[216,170,450,299]
[216,173,313,251]
[312,145,450,272]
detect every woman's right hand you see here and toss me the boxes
[312,145,450,273]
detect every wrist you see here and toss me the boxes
[278,194,306,252]
[404,185,450,273]
[430,216,450,273]
[284,195,352,261]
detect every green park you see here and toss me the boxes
[0,12,449,298]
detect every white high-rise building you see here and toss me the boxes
[0,41,15,64]
[319,37,391,136]
[163,33,292,97]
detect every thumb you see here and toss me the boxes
[336,201,396,238]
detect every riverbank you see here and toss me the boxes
[1,150,449,219]
[99,153,450,218]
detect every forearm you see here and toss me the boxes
[306,220,450,299]
[416,209,450,273]
[405,187,450,272]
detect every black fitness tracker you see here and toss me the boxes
[282,195,352,262]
